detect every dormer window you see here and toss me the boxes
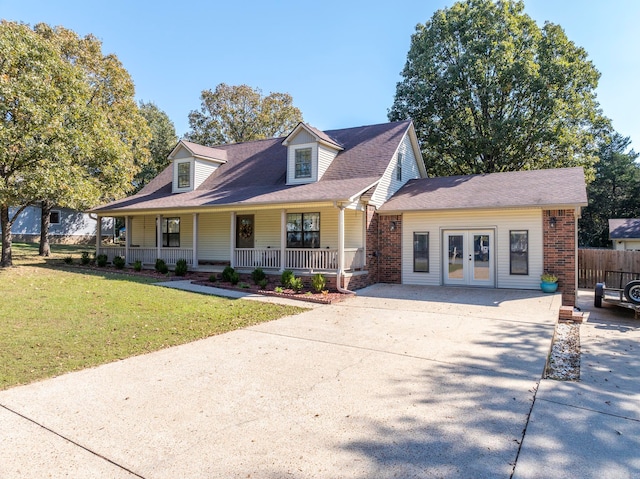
[396,152,403,181]
[295,148,312,179]
[177,162,191,188]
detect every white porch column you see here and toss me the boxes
[124,216,131,264]
[338,205,345,273]
[95,215,101,257]
[280,208,286,272]
[192,213,198,269]
[230,212,236,268]
[156,214,163,260]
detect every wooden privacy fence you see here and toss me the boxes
[578,248,640,288]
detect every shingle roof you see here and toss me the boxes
[379,167,588,212]
[93,120,412,213]
[173,140,227,162]
[609,218,640,239]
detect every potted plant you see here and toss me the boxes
[540,273,558,293]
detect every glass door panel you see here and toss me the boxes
[472,234,490,281]
[447,234,465,282]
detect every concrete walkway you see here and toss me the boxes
[513,289,640,479]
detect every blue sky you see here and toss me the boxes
[2,0,639,151]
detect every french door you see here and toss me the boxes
[443,230,494,286]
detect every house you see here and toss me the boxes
[609,218,640,251]
[6,205,113,244]
[92,120,587,305]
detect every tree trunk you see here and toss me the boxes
[39,200,52,257]
[1,205,13,267]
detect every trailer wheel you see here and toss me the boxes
[624,280,640,305]
[594,283,604,308]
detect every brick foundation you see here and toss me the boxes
[543,209,577,306]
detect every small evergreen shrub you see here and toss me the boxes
[96,254,108,267]
[208,274,218,283]
[133,260,142,272]
[258,278,268,289]
[222,266,235,282]
[239,282,250,289]
[113,256,126,269]
[63,256,73,264]
[229,271,240,285]
[155,258,169,274]
[281,269,294,288]
[175,259,188,276]
[251,267,266,284]
[311,273,326,293]
[81,251,91,265]
[289,276,304,292]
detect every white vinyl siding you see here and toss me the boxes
[370,132,420,206]
[194,159,219,189]
[401,208,543,289]
[198,212,231,261]
[317,144,338,180]
[172,156,221,193]
[287,129,316,145]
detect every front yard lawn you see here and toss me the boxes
[0,244,304,390]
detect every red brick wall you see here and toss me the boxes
[543,209,577,306]
[377,214,402,284]
[365,205,379,284]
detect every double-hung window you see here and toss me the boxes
[161,217,180,247]
[294,148,312,179]
[49,210,61,224]
[287,213,320,248]
[177,162,190,188]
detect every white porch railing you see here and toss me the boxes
[101,246,193,265]
[285,248,339,271]
[234,248,281,269]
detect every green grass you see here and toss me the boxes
[0,243,304,390]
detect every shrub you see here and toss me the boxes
[208,274,218,283]
[113,256,126,269]
[155,258,169,274]
[239,282,250,289]
[96,254,108,267]
[63,256,73,264]
[289,276,304,292]
[133,260,143,272]
[222,266,235,282]
[258,278,268,289]
[251,267,266,284]
[175,259,188,276]
[311,273,326,293]
[275,286,284,293]
[81,251,91,265]
[229,271,240,285]
[281,269,294,288]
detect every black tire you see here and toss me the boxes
[623,280,640,305]
[594,283,604,308]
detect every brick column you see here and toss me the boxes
[543,209,577,306]
[365,205,379,284]
[378,214,402,284]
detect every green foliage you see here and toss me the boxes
[239,282,250,289]
[96,254,108,267]
[311,273,326,293]
[155,258,168,274]
[81,251,91,265]
[112,256,126,269]
[251,267,266,284]
[222,266,235,282]
[281,269,294,288]
[208,274,218,283]
[579,133,640,247]
[134,101,177,192]
[133,260,143,272]
[541,273,558,283]
[258,278,268,289]
[63,256,73,264]
[174,259,188,277]
[229,271,240,285]
[289,277,304,292]
[275,286,284,294]
[389,0,608,178]
[186,83,303,146]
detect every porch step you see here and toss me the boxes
[559,305,584,323]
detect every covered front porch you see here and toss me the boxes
[96,204,367,274]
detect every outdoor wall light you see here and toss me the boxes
[549,217,557,228]
[390,221,397,231]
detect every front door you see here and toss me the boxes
[443,230,494,286]
[236,215,255,249]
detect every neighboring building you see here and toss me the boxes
[92,120,587,305]
[609,218,640,251]
[6,205,113,244]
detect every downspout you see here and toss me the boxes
[336,203,355,294]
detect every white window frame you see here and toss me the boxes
[177,161,191,189]
[396,152,403,181]
[49,210,61,225]
[294,147,312,179]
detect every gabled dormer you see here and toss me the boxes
[282,123,344,185]
[168,140,227,193]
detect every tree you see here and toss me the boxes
[579,133,640,247]
[134,101,178,192]
[389,0,609,177]
[186,83,303,146]
[0,21,150,264]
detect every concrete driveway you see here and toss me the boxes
[0,284,560,478]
